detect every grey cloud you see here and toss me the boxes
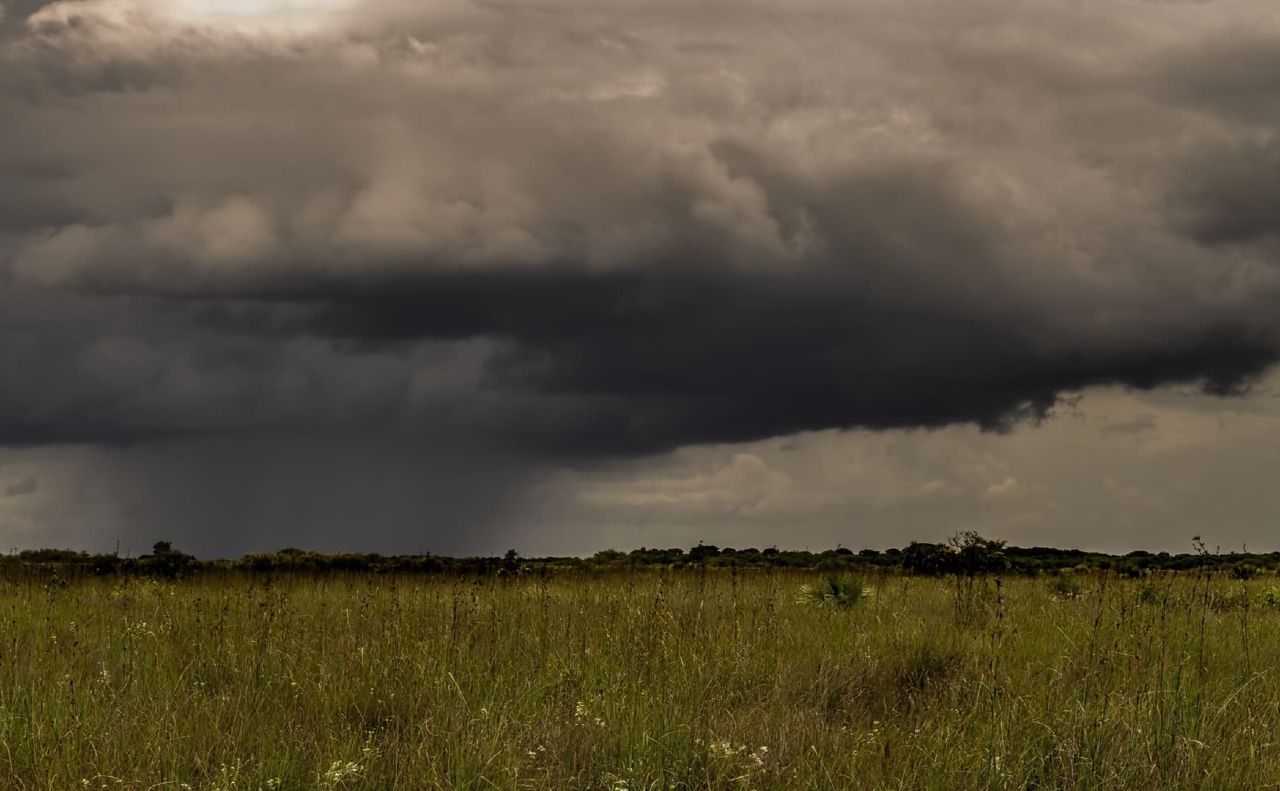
[1099,414,1158,437]
[1149,30,1280,125]
[1172,137,1280,246]
[3,473,37,497]
[1,0,1279,462]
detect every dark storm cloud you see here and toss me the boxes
[289,268,1276,455]
[1172,137,1280,246]
[2,0,1280,459]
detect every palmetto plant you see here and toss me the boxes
[796,575,871,609]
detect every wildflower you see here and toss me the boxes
[318,759,364,790]
[711,740,743,760]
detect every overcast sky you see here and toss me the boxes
[2,0,1280,556]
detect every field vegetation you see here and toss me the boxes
[4,537,1280,789]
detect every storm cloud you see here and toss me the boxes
[2,0,1280,551]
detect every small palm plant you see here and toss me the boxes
[797,575,871,609]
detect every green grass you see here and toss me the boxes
[3,569,1280,789]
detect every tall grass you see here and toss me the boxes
[2,569,1279,789]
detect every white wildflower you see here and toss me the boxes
[317,759,364,790]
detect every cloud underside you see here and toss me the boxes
[2,0,1280,457]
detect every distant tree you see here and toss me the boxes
[948,531,1008,575]
[592,549,626,565]
[898,533,1007,576]
[501,549,520,574]
[901,542,951,575]
[689,544,720,563]
[139,541,195,578]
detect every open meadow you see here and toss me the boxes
[4,568,1280,790]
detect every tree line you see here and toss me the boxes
[5,532,1278,579]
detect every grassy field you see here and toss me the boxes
[3,568,1279,789]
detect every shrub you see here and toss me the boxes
[1048,574,1083,600]
[1258,586,1280,608]
[1229,564,1259,581]
[1209,587,1251,612]
[797,575,871,609]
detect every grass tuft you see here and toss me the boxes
[796,575,871,609]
